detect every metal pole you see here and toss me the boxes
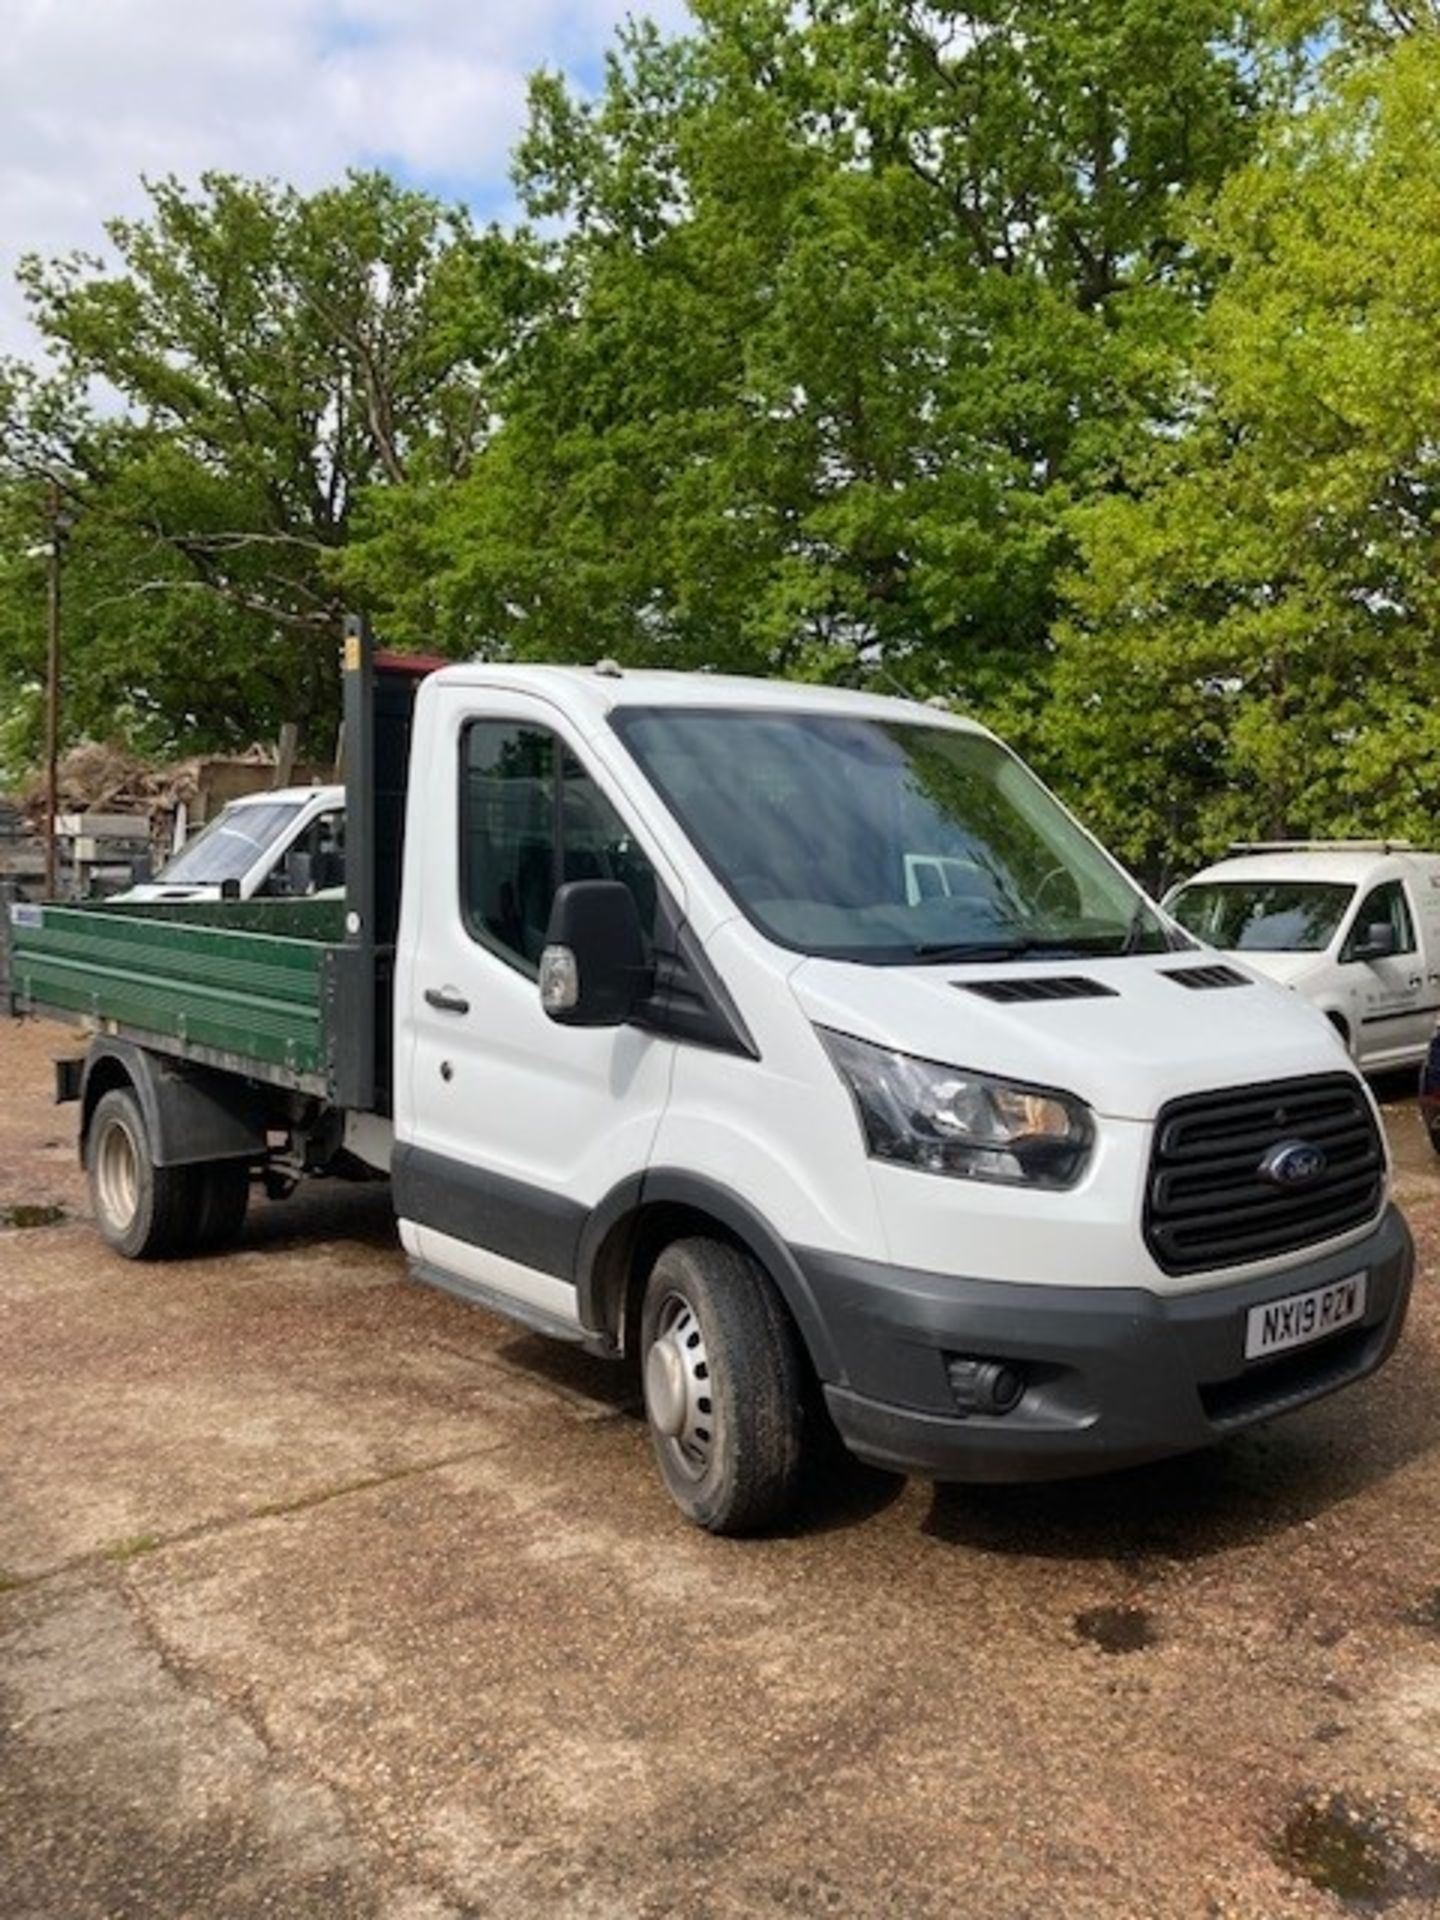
[43,477,62,898]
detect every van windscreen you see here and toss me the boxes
[613,708,1168,964]
[159,800,304,885]
[1168,881,1355,952]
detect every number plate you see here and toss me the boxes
[1245,1272,1368,1361]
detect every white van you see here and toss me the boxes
[21,658,1413,1532]
[119,785,345,904]
[1166,843,1440,1071]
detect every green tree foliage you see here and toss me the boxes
[344,0,1262,706]
[6,2,1440,888]
[0,172,537,762]
[1054,31,1440,882]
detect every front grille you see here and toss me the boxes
[960,975,1116,1004]
[1145,1074,1384,1275]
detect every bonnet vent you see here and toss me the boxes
[1162,964,1251,990]
[960,976,1118,1004]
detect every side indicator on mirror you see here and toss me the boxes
[539,944,580,1014]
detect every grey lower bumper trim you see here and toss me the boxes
[801,1207,1413,1484]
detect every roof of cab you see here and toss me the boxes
[226,783,344,809]
[1181,847,1440,888]
[424,661,990,735]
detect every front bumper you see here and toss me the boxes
[804,1205,1413,1483]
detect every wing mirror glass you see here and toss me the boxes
[539,880,652,1026]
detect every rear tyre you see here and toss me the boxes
[640,1236,807,1534]
[87,1087,199,1260]
[192,1161,250,1252]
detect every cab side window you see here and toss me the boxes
[258,808,346,897]
[461,721,656,973]
[1342,880,1415,960]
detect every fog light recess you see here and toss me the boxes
[946,1356,1026,1417]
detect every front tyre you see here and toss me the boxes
[87,1087,198,1259]
[640,1237,807,1534]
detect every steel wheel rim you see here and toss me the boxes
[644,1291,716,1482]
[96,1117,139,1231]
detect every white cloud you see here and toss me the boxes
[0,0,692,362]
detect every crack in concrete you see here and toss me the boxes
[114,1567,480,1919]
[0,1437,513,1599]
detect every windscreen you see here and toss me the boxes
[613,708,1167,963]
[159,800,303,885]
[1169,880,1355,953]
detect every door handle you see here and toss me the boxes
[424,986,470,1015]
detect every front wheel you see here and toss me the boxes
[640,1237,807,1534]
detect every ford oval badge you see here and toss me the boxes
[1259,1139,1328,1187]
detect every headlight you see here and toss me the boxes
[818,1029,1093,1188]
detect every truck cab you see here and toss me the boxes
[120,785,346,904]
[1166,843,1440,1071]
[389,668,1411,1523]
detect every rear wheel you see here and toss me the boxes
[640,1236,807,1534]
[87,1087,199,1260]
[191,1161,250,1252]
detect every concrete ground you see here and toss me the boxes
[2,1016,1439,1920]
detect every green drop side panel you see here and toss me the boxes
[7,898,345,1082]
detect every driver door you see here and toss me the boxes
[1340,880,1428,1065]
[395,687,679,1329]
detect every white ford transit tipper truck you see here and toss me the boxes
[1167,843,1440,1072]
[7,629,1413,1533]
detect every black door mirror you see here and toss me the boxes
[1351,920,1398,962]
[540,880,653,1026]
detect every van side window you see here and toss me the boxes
[256,808,346,898]
[1343,880,1415,959]
[461,722,656,973]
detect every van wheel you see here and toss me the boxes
[192,1161,250,1252]
[640,1237,806,1534]
[87,1088,198,1260]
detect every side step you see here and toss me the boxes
[407,1256,588,1345]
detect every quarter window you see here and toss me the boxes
[461,721,656,972]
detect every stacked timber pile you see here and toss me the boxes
[15,740,290,831]
[0,795,43,889]
[1,740,330,899]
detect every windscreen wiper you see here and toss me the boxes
[913,929,1144,962]
[911,938,1045,962]
[1104,899,1152,956]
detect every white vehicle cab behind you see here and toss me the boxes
[119,785,346,903]
[1166,843,1440,1071]
[388,669,1412,1529]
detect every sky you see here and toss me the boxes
[0,0,692,362]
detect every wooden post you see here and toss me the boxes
[43,478,63,898]
[273,721,299,789]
